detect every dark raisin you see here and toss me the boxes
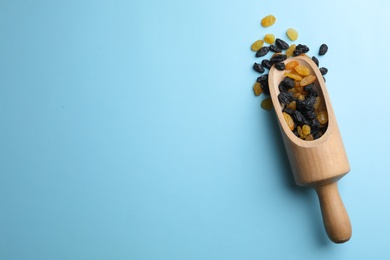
[279,82,288,92]
[278,92,295,105]
[275,62,286,71]
[312,56,319,67]
[257,74,269,95]
[282,77,295,89]
[303,96,316,111]
[253,62,265,73]
[319,67,328,75]
[319,44,328,55]
[261,59,272,69]
[270,54,287,64]
[293,110,305,124]
[310,118,321,131]
[275,38,289,50]
[269,44,282,53]
[256,46,270,57]
[293,44,309,56]
[303,110,317,120]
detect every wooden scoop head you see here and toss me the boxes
[268,56,352,243]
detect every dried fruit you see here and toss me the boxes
[264,34,275,44]
[293,44,309,56]
[278,92,295,105]
[283,112,295,130]
[319,44,328,55]
[294,65,311,76]
[253,62,265,73]
[284,72,302,81]
[269,44,282,53]
[261,59,272,69]
[275,62,286,71]
[312,56,319,67]
[286,28,298,41]
[302,124,311,136]
[256,46,270,57]
[251,40,264,51]
[319,67,328,75]
[253,82,263,96]
[285,44,296,57]
[300,75,316,86]
[261,15,276,27]
[270,54,287,64]
[275,38,289,50]
[261,97,273,110]
[285,60,299,70]
[317,110,328,124]
[286,101,296,110]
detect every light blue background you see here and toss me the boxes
[1,0,389,259]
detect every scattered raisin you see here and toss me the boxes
[261,59,272,69]
[261,97,273,110]
[312,56,319,67]
[319,44,328,55]
[275,38,289,50]
[269,44,282,53]
[251,40,264,51]
[319,67,328,75]
[256,46,270,57]
[253,62,265,73]
[253,82,263,96]
[264,34,275,44]
[286,28,298,41]
[270,54,287,64]
[261,15,276,27]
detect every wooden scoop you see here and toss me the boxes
[268,55,352,243]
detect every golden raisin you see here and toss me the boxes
[305,134,314,141]
[302,124,311,136]
[285,60,299,70]
[285,44,296,57]
[261,15,276,27]
[297,126,305,138]
[282,112,295,130]
[294,65,311,76]
[317,111,328,124]
[313,96,321,110]
[286,28,298,41]
[286,100,296,110]
[264,34,275,44]
[284,72,302,81]
[253,82,263,96]
[261,97,273,111]
[300,75,316,86]
[251,40,264,51]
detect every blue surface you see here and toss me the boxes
[1,0,389,259]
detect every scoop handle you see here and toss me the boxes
[315,182,352,243]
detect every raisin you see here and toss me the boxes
[261,15,276,27]
[319,44,328,55]
[305,134,314,141]
[264,34,275,44]
[253,62,265,73]
[278,91,295,105]
[269,44,282,53]
[284,72,302,81]
[293,44,309,56]
[317,110,328,124]
[312,56,319,67]
[251,40,264,51]
[300,75,316,86]
[279,82,288,92]
[270,54,287,64]
[294,65,311,76]
[261,59,272,69]
[302,125,311,136]
[275,62,286,71]
[253,82,263,96]
[286,28,298,41]
[282,107,294,116]
[283,77,295,89]
[319,67,328,75]
[286,101,297,110]
[293,110,305,125]
[261,97,273,110]
[256,46,270,57]
[283,112,295,130]
[275,38,289,50]
[285,60,299,70]
[285,44,296,57]
[257,74,269,94]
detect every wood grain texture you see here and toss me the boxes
[268,56,351,243]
